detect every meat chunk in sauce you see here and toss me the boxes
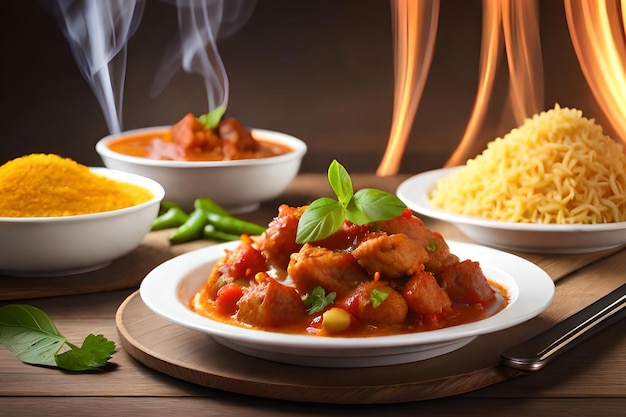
[375,209,458,274]
[218,117,260,159]
[352,232,428,279]
[354,281,408,325]
[438,260,495,305]
[171,113,221,155]
[237,277,306,329]
[259,204,306,271]
[288,244,370,295]
[402,270,452,317]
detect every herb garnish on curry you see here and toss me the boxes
[107,106,292,161]
[190,161,507,337]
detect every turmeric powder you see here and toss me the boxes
[0,154,153,217]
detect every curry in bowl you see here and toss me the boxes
[191,205,508,337]
[106,111,292,162]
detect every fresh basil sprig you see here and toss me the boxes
[296,160,407,243]
[0,304,116,371]
[198,105,226,130]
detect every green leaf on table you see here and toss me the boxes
[0,304,65,367]
[56,334,116,371]
[0,304,116,371]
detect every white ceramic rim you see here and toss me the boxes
[95,126,308,168]
[0,167,165,222]
[397,167,626,233]
[140,240,554,352]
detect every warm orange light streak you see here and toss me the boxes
[376,0,439,176]
[565,0,626,147]
[445,1,502,167]
[446,0,543,167]
[501,0,543,125]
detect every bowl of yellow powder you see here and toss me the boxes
[0,154,165,276]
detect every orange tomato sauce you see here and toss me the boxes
[107,131,293,161]
[190,280,508,337]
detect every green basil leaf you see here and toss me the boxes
[198,105,226,130]
[303,287,337,314]
[0,304,66,367]
[295,197,344,243]
[55,334,116,371]
[327,159,354,207]
[347,188,406,224]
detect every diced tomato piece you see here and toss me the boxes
[339,293,361,318]
[215,283,244,316]
[229,244,267,279]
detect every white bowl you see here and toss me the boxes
[397,168,626,254]
[140,241,554,367]
[0,168,164,276]
[96,127,307,213]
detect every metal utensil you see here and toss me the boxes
[501,283,626,371]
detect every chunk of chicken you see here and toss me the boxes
[288,244,370,295]
[354,280,408,325]
[218,117,260,159]
[402,270,452,317]
[374,209,458,274]
[351,232,428,279]
[236,277,306,328]
[171,113,221,154]
[438,260,495,305]
[258,204,306,271]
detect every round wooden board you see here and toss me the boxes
[116,291,532,404]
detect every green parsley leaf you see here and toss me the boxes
[0,304,116,371]
[303,287,337,314]
[56,334,116,371]
[198,105,226,130]
[427,240,437,252]
[296,160,407,243]
[370,289,389,308]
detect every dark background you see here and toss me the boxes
[0,0,608,173]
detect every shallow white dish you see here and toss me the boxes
[140,240,554,368]
[0,168,164,276]
[397,168,626,254]
[96,127,307,213]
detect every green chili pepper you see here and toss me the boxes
[202,224,241,242]
[206,212,267,236]
[194,197,231,216]
[159,201,183,212]
[151,205,189,231]
[168,208,208,244]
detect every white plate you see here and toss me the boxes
[140,240,554,368]
[397,168,626,254]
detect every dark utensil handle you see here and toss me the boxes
[501,283,626,371]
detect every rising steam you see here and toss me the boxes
[46,0,255,134]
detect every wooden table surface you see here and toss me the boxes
[1,174,625,417]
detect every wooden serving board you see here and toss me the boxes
[115,245,625,404]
